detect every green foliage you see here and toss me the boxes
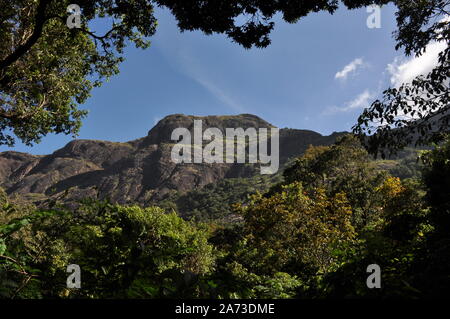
[353,1,449,157]
[2,136,450,299]
[281,135,390,230]
[0,0,157,146]
[159,176,278,222]
[0,197,215,298]
[236,183,355,277]
[375,147,425,180]
[422,137,450,232]
[319,137,450,298]
[412,137,450,296]
[212,261,303,299]
[0,191,61,298]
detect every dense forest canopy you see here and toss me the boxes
[1,135,449,298]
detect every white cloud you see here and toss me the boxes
[387,40,447,87]
[324,89,375,114]
[346,90,374,110]
[335,58,366,80]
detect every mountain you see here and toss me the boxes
[0,114,345,207]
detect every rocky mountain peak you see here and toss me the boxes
[0,114,344,206]
[142,113,275,146]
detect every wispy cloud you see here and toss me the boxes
[157,40,246,113]
[191,75,246,113]
[335,58,366,80]
[387,41,447,87]
[346,90,374,110]
[324,89,375,114]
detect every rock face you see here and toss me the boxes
[0,114,344,205]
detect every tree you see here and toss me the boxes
[353,0,449,157]
[280,135,389,230]
[0,198,216,298]
[0,189,60,298]
[0,0,157,146]
[235,182,355,278]
[36,200,216,298]
[411,137,450,296]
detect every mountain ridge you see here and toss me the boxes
[0,114,346,206]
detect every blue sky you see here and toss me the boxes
[5,4,442,155]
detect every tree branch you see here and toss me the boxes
[0,0,52,72]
